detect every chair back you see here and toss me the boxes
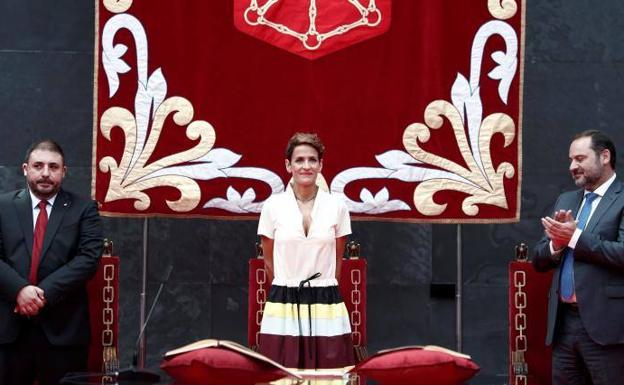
[508,260,552,385]
[86,256,120,373]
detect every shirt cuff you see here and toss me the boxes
[549,241,564,255]
[568,228,582,249]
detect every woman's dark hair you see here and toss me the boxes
[285,132,325,160]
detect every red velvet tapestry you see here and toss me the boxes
[93,0,524,222]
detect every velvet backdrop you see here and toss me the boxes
[93,0,524,222]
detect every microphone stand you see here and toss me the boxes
[116,265,173,383]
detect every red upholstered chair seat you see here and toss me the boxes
[248,257,367,361]
[161,340,291,385]
[352,346,480,385]
[508,260,552,385]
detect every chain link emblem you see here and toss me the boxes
[511,270,528,385]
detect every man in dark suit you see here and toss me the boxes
[0,140,102,385]
[533,130,624,385]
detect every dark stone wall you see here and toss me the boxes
[1,1,624,384]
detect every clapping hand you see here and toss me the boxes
[541,209,577,251]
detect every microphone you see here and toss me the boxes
[116,264,174,383]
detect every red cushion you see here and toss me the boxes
[353,347,480,385]
[161,347,288,385]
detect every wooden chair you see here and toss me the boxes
[508,243,552,385]
[86,241,120,374]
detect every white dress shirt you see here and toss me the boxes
[29,189,57,229]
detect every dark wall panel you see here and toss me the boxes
[2,1,624,384]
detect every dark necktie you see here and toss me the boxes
[560,192,598,301]
[29,200,49,284]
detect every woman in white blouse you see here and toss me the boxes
[257,133,355,369]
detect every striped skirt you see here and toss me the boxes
[258,284,355,369]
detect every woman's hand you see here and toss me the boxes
[261,236,275,284]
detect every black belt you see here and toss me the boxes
[296,272,321,362]
[297,272,321,338]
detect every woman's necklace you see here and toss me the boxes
[294,186,318,203]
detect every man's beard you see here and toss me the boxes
[28,178,60,199]
[572,163,602,189]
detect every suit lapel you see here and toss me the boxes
[15,189,34,258]
[40,189,71,262]
[586,179,622,233]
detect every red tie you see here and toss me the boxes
[29,200,48,284]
